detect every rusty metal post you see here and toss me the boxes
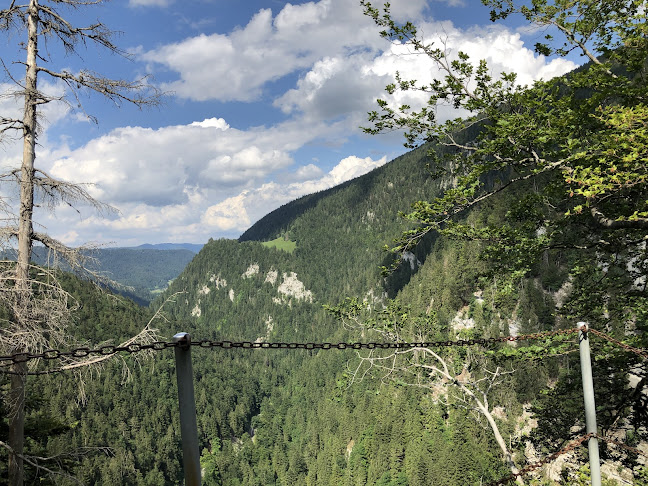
[173,332,201,486]
[578,322,601,486]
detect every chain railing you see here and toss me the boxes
[0,341,174,364]
[3,324,647,370]
[488,433,595,485]
[488,433,648,485]
[1,324,647,485]
[588,328,648,361]
[0,327,582,367]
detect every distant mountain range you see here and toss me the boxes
[25,243,203,304]
[123,243,204,253]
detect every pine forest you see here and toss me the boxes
[1,1,648,485]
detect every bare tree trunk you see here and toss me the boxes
[423,349,524,484]
[451,370,524,485]
[18,1,38,287]
[474,399,524,486]
[7,363,26,486]
[9,1,39,483]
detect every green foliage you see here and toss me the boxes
[0,389,74,485]
[13,4,648,484]
[364,1,648,477]
[363,0,648,324]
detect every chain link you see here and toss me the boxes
[597,434,648,459]
[588,328,648,361]
[0,341,177,367]
[488,433,594,485]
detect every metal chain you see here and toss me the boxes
[0,327,589,367]
[588,328,648,361]
[488,433,594,485]
[2,321,645,367]
[188,328,580,352]
[597,434,648,459]
[0,341,177,366]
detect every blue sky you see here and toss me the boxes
[0,0,578,247]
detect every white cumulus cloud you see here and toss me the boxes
[281,20,576,124]
[202,193,251,231]
[206,155,389,233]
[129,0,172,7]
[46,118,294,207]
[140,0,403,102]
[11,0,582,247]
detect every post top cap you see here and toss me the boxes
[173,332,191,343]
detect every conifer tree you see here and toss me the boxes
[0,1,161,484]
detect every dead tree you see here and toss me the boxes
[331,299,525,485]
[347,346,524,484]
[0,1,161,484]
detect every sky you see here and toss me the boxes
[0,0,579,248]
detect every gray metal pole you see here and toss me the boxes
[173,332,201,486]
[578,322,601,486]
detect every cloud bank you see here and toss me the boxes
[4,0,577,246]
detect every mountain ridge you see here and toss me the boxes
[123,243,204,253]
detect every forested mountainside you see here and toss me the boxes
[28,246,198,304]
[3,122,645,485]
[86,248,197,304]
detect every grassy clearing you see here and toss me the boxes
[262,237,297,253]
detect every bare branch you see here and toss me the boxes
[0,439,80,484]
[0,116,24,132]
[0,3,26,31]
[37,66,162,107]
[590,207,648,230]
[349,344,524,483]
[37,4,125,53]
[0,439,112,484]
[550,22,616,78]
[58,292,181,372]
[33,169,118,215]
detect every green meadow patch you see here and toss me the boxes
[261,237,297,253]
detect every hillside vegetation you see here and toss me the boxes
[4,127,643,484]
[2,1,647,484]
[27,246,198,304]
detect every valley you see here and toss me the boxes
[3,137,645,485]
[1,1,647,484]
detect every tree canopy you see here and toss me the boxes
[360,0,648,480]
[362,0,648,335]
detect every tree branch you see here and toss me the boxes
[590,207,648,230]
[37,67,161,107]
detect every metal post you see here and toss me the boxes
[173,332,201,486]
[578,322,601,486]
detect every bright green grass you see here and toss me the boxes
[261,237,297,253]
